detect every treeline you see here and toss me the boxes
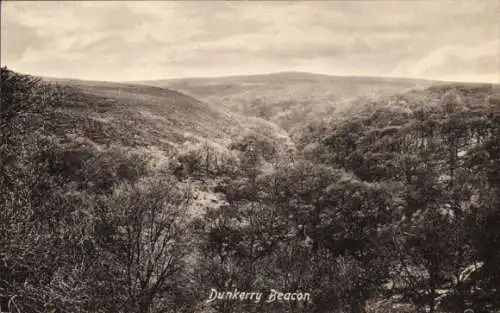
[1,67,499,313]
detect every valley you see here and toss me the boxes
[2,67,500,313]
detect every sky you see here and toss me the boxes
[1,1,499,83]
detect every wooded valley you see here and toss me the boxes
[1,67,499,313]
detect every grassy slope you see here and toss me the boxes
[134,72,439,132]
[43,78,284,149]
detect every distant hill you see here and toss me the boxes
[134,71,440,131]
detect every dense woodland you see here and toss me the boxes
[1,67,499,313]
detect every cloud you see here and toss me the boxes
[389,41,499,82]
[1,18,47,61]
[1,1,498,82]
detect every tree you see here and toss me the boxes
[111,176,194,313]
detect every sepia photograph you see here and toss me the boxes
[1,1,499,313]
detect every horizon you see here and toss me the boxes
[9,68,494,86]
[3,65,497,87]
[2,1,499,83]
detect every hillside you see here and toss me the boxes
[1,67,291,313]
[294,82,500,149]
[135,72,439,132]
[41,77,284,148]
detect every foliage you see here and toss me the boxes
[2,67,500,313]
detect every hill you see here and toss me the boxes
[41,77,284,148]
[1,67,290,312]
[296,81,500,169]
[135,71,439,131]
